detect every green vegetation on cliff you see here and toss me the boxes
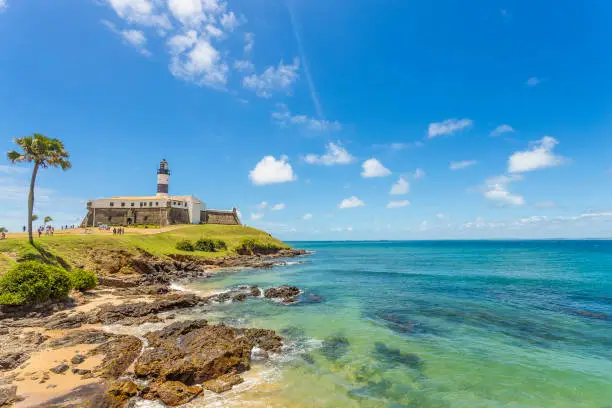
[0,225,288,275]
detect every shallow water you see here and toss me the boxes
[178,241,611,407]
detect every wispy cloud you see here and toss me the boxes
[102,20,152,57]
[387,200,410,208]
[450,160,477,170]
[490,124,515,137]
[482,174,525,206]
[272,104,341,132]
[526,77,541,86]
[304,142,354,165]
[243,58,300,98]
[428,118,473,138]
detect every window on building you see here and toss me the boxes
[131,203,135,207]
[144,216,149,221]
[155,202,159,207]
[121,202,125,207]
[149,202,153,206]
[185,202,188,207]
[108,216,112,222]
[109,202,114,207]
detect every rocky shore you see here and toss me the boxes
[0,248,310,407]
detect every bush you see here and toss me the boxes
[69,269,98,292]
[175,240,195,252]
[235,238,283,255]
[194,239,228,252]
[0,261,72,305]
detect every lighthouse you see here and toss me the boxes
[157,159,170,197]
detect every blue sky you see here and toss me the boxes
[1,0,612,240]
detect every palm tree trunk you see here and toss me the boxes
[27,163,39,245]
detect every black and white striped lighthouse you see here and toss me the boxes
[157,159,170,197]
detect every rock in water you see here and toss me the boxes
[134,320,252,384]
[202,373,244,393]
[156,381,202,406]
[264,285,301,303]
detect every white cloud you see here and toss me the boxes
[302,213,313,220]
[436,212,446,219]
[169,34,228,88]
[387,200,410,208]
[271,203,285,211]
[167,0,205,26]
[361,159,391,178]
[272,104,341,132]
[106,0,171,29]
[102,21,152,56]
[205,24,223,38]
[249,156,297,186]
[490,124,515,137]
[0,0,7,11]
[373,141,424,151]
[255,201,268,210]
[428,118,473,138]
[234,59,254,72]
[220,11,239,31]
[482,174,525,206]
[413,168,426,180]
[526,77,541,86]
[244,32,254,53]
[450,160,477,170]
[243,58,300,98]
[304,142,354,165]
[508,136,566,173]
[339,196,365,209]
[389,176,409,195]
[250,212,264,221]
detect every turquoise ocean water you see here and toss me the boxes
[186,241,612,408]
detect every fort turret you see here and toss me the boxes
[157,159,170,197]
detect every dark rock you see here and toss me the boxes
[34,383,122,408]
[71,354,87,365]
[72,368,92,375]
[320,335,350,361]
[44,312,92,330]
[264,285,301,303]
[134,320,252,384]
[202,373,244,393]
[250,286,262,297]
[232,293,248,302]
[50,363,69,374]
[156,381,202,406]
[0,328,9,336]
[95,293,201,324]
[0,352,29,371]
[106,379,139,402]
[89,334,143,379]
[48,329,112,348]
[242,328,283,352]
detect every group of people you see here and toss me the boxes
[0,232,5,240]
[37,225,55,237]
[112,227,125,235]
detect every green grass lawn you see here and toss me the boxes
[0,225,288,275]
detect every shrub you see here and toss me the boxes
[235,238,283,255]
[194,239,228,252]
[69,269,98,292]
[176,240,195,252]
[0,261,72,305]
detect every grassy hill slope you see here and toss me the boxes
[0,225,288,275]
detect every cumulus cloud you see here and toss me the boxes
[272,104,341,132]
[436,212,446,219]
[508,136,566,173]
[450,160,477,170]
[526,77,541,86]
[482,174,525,206]
[249,156,297,185]
[302,213,313,220]
[389,177,409,195]
[413,168,426,180]
[168,34,229,88]
[271,203,285,211]
[250,213,264,221]
[102,20,152,56]
[428,118,473,138]
[387,200,410,208]
[339,196,365,209]
[243,58,300,98]
[244,32,254,53]
[304,142,354,165]
[361,159,391,178]
[106,0,171,29]
[490,124,515,137]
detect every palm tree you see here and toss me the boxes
[43,216,53,226]
[6,134,71,244]
[32,215,39,222]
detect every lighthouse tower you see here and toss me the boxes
[157,159,170,197]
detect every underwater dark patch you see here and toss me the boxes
[320,335,350,361]
[374,342,422,370]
